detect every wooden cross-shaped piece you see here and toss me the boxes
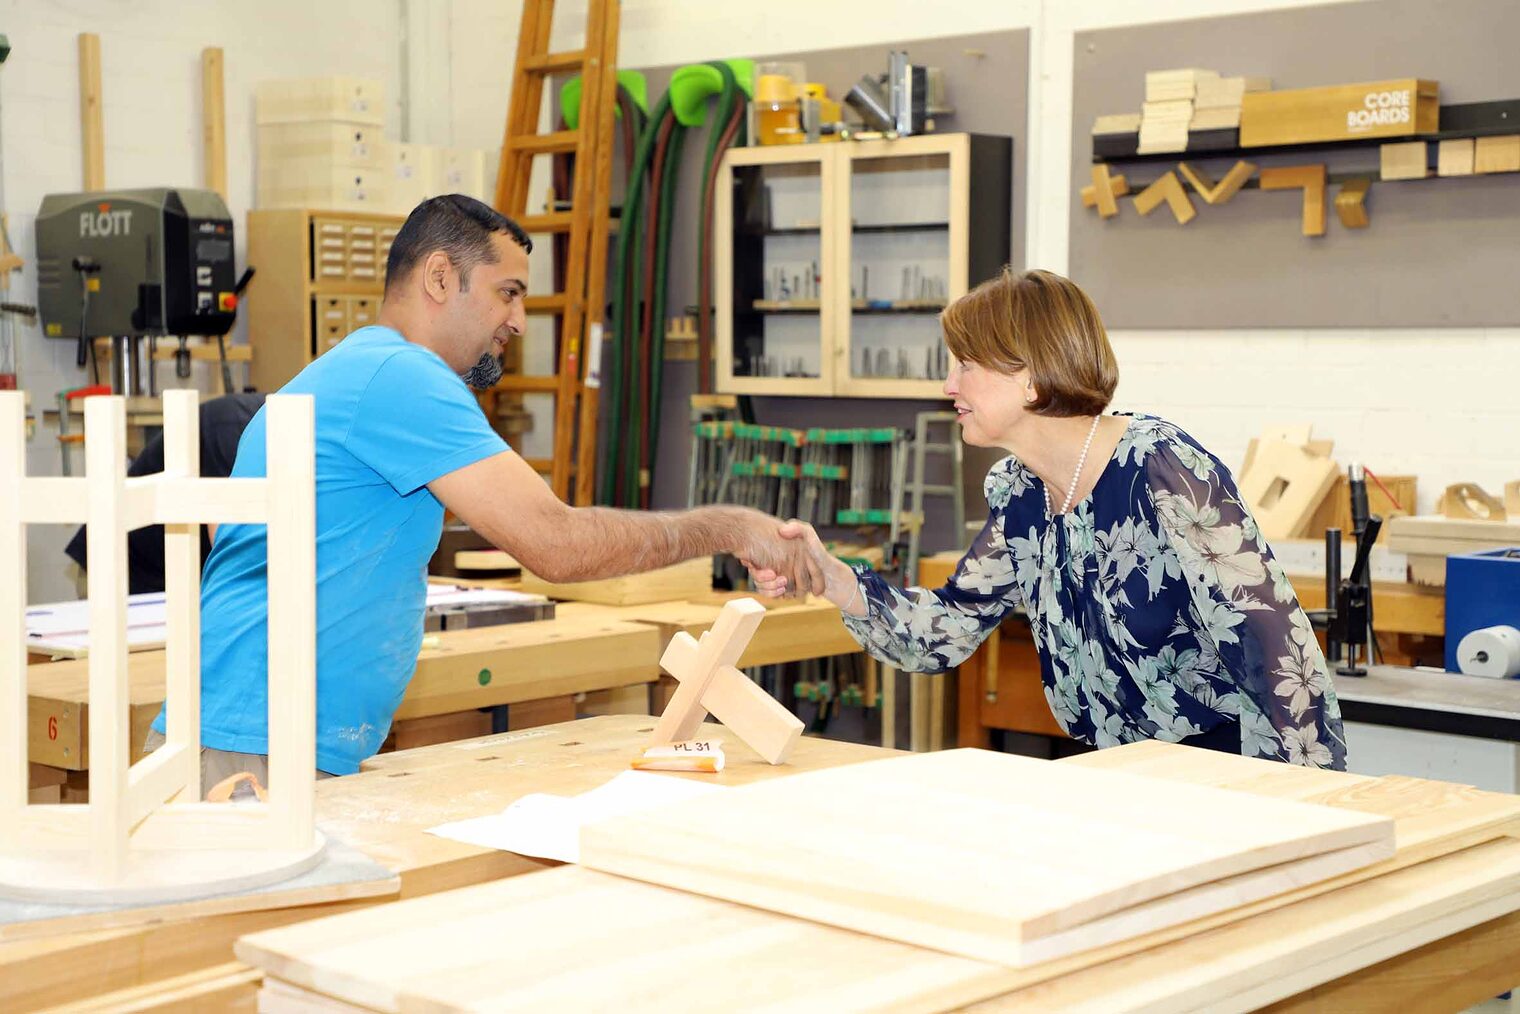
[648,598,805,765]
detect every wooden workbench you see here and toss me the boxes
[238,738,1520,1012]
[24,613,661,777]
[2,715,892,1010]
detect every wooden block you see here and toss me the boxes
[1241,79,1439,147]
[1438,482,1507,521]
[254,76,385,126]
[579,748,1394,967]
[1177,160,1255,205]
[1080,171,1129,213]
[1506,480,1520,517]
[519,556,712,606]
[1090,164,1122,218]
[1259,164,1327,237]
[1132,171,1196,225]
[1091,113,1142,135]
[1335,178,1372,229]
[1380,141,1428,180]
[1474,134,1520,174]
[453,548,520,572]
[1238,438,1341,540]
[1437,138,1475,177]
[390,710,493,752]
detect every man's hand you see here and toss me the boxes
[747,520,862,614]
[731,510,826,598]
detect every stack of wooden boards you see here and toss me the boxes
[1093,68,1269,157]
[236,739,1520,1012]
[255,76,495,214]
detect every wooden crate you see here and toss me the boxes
[1241,79,1438,147]
[1303,474,1417,542]
[431,147,488,202]
[254,76,385,126]
[257,164,391,214]
[519,556,713,606]
[256,122,388,170]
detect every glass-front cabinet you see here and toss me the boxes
[716,133,1011,399]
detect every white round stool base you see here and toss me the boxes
[0,832,327,906]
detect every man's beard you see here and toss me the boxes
[460,350,503,389]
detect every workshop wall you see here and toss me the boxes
[446,0,1519,527]
[6,0,404,602]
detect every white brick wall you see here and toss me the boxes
[5,0,403,601]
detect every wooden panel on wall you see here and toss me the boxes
[1069,0,1520,328]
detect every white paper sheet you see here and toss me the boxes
[24,585,549,656]
[425,770,725,863]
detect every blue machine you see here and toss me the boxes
[1445,547,1520,673]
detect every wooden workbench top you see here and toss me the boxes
[2,716,895,1010]
[24,616,664,770]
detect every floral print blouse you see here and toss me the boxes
[841,414,1347,769]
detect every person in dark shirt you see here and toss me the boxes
[64,392,266,593]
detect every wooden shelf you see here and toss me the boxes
[1094,100,1520,166]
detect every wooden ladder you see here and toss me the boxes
[489,0,620,504]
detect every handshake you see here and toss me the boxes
[728,509,861,613]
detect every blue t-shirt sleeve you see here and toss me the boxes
[344,348,509,494]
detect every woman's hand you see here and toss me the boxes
[746,520,864,615]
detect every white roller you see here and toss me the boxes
[1456,624,1520,679]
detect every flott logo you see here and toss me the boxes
[80,204,133,237]
[1347,89,1411,132]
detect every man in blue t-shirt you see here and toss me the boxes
[148,195,820,782]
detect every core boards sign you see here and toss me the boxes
[1240,78,1438,147]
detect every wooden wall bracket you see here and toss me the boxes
[1335,178,1372,229]
[1176,159,1256,205]
[1132,170,1196,225]
[1259,164,1327,237]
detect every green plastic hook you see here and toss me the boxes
[669,58,754,128]
[559,70,649,130]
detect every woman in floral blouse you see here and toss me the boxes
[752,268,1347,769]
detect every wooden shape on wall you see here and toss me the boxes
[1437,138,1476,177]
[579,748,1394,967]
[1082,164,1128,217]
[1132,170,1196,224]
[1334,178,1372,229]
[1259,164,1327,237]
[1380,140,1428,181]
[0,391,324,904]
[649,597,804,765]
[1176,159,1256,204]
[1505,480,1520,518]
[1439,482,1507,522]
[1474,134,1520,174]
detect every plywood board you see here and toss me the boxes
[234,828,1520,1014]
[518,556,713,605]
[578,748,1393,966]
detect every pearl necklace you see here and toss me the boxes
[1044,415,1102,517]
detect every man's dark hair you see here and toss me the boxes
[384,194,532,294]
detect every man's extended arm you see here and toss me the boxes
[429,449,823,591]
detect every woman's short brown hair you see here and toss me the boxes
[940,267,1118,417]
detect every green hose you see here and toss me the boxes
[602,91,671,505]
[601,60,752,507]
